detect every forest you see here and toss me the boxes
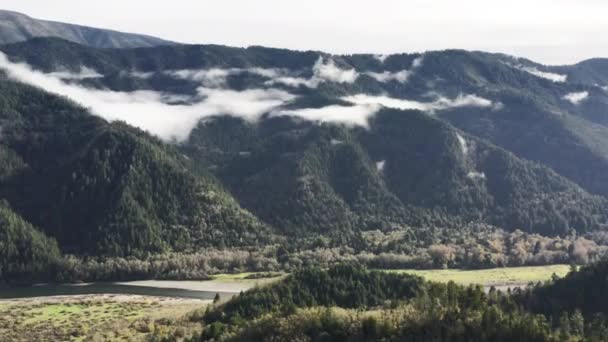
[190,263,608,341]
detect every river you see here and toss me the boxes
[0,279,259,300]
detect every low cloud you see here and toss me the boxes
[48,66,103,80]
[364,70,410,83]
[374,54,389,63]
[273,103,379,127]
[563,91,589,105]
[0,52,295,141]
[0,52,497,142]
[376,160,386,172]
[517,65,567,82]
[313,57,359,83]
[168,55,423,89]
[265,57,359,88]
[467,171,486,180]
[266,75,318,88]
[363,56,423,84]
[411,56,424,69]
[168,67,286,87]
[343,93,495,112]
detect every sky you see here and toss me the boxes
[2,0,608,65]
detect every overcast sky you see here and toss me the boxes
[3,0,607,65]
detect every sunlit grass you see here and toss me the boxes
[385,264,571,286]
[0,298,201,341]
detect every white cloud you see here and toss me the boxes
[168,68,232,87]
[273,103,379,127]
[411,56,424,69]
[48,66,103,80]
[128,70,155,79]
[374,54,388,63]
[265,57,360,88]
[364,70,410,83]
[518,66,567,82]
[467,171,486,180]
[265,75,318,88]
[601,85,608,92]
[455,133,468,155]
[0,52,295,142]
[330,138,344,145]
[343,93,495,112]
[344,94,427,111]
[432,94,494,110]
[376,160,386,172]
[168,66,287,87]
[363,56,423,83]
[313,57,359,83]
[563,91,589,105]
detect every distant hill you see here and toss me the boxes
[0,10,175,48]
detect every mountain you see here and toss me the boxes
[0,75,275,261]
[1,37,608,280]
[0,10,174,48]
[4,39,608,200]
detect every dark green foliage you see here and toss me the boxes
[0,200,61,281]
[204,265,426,323]
[189,111,608,239]
[201,263,608,341]
[1,37,608,282]
[521,260,608,319]
[0,77,274,258]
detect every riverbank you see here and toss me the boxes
[0,294,206,341]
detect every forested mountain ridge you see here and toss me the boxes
[1,36,608,280]
[3,38,608,198]
[0,76,275,261]
[0,10,175,48]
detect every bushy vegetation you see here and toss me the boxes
[197,264,608,341]
[0,200,61,281]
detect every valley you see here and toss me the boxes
[1,6,608,341]
[0,265,571,341]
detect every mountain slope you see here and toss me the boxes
[0,10,174,48]
[0,200,61,281]
[187,110,608,239]
[0,75,274,257]
[3,38,608,200]
[0,37,607,268]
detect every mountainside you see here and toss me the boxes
[3,38,608,198]
[0,75,275,261]
[1,37,608,279]
[0,10,174,48]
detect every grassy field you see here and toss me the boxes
[387,264,571,286]
[210,271,284,282]
[211,265,571,288]
[0,295,205,342]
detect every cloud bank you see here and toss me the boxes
[0,52,496,142]
[168,67,287,87]
[364,70,410,83]
[0,52,295,141]
[273,103,380,127]
[343,93,495,112]
[48,66,103,80]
